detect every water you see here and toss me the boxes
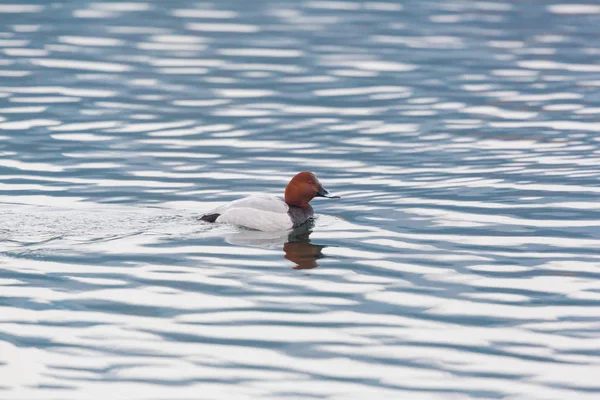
[1,0,600,398]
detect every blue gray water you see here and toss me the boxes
[1,1,600,399]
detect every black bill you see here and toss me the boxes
[316,185,340,198]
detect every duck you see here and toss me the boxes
[200,171,339,232]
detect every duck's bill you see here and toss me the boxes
[317,185,340,199]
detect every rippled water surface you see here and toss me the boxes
[2,1,600,399]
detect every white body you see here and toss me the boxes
[211,194,294,232]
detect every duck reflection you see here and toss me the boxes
[284,222,326,270]
[223,221,326,270]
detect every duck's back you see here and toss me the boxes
[202,194,294,231]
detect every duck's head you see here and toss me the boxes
[284,171,339,207]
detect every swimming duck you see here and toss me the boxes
[200,171,339,231]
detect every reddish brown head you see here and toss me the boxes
[284,171,339,207]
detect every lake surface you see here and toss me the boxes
[1,0,600,399]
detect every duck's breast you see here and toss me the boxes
[213,194,293,232]
[288,205,314,228]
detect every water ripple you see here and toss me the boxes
[1,0,600,399]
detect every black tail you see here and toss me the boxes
[199,213,220,223]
